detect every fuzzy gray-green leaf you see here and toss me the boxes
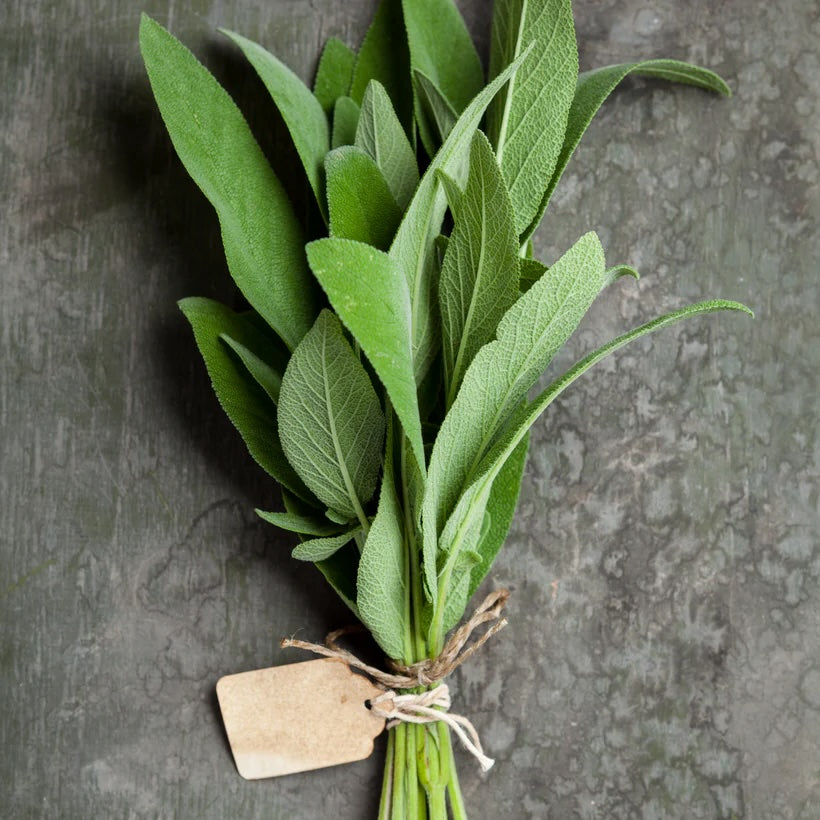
[487,0,579,234]
[139,16,317,351]
[520,258,547,292]
[439,131,520,408]
[350,0,413,133]
[255,509,344,537]
[467,430,529,598]
[355,80,419,211]
[314,37,356,113]
[221,29,330,219]
[413,70,458,157]
[331,96,361,148]
[423,232,606,597]
[357,415,408,659]
[278,310,385,523]
[434,300,754,624]
[401,0,484,113]
[280,491,361,617]
[220,333,283,405]
[522,58,731,241]
[390,49,530,385]
[292,528,360,561]
[306,239,425,470]
[178,297,314,504]
[326,146,402,250]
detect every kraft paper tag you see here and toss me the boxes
[216,658,386,779]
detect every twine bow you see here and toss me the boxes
[281,588,510,772]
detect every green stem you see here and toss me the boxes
[406,724,419,819]
[444,728,468,820]
[375,415,468,819]
[391,724,407,820]
[379,731,395,820]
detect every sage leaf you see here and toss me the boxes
[520,258,547,292]
[313,37,356,113]
[413,70,458,157]
[422,232,606,599]
[278,310,385,526]
[390,48,531,385]
[282,492,362,616]
[292,528,361,561]
[355,80,419,211]
[326,146,402,250]
[350,0,413,134]
[430,299,752,641]
[139,16,317,351]
[487,0,579,234]
[305,239,425,471]
[605,264,640,285]
[255,509,344,537]
[439,131,520,408]
[220,333,283,405]
[221,29,330,219]
[522,59,732,241]
[467,430,529,598]
[401,0,483,113]
[316,542,361,616]
[178,297,314,503]
[331,95,361,148]
[357,414,408,660]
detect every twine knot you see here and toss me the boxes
[280,588,510,772]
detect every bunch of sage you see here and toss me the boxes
[139,1,751,817]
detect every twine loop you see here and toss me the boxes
[280,588,510,772]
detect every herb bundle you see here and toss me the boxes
[140,1,751,817]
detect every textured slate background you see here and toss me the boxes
[2,1,818,818]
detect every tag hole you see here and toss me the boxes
[364,699,372,710]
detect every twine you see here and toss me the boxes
[280,588,510,772]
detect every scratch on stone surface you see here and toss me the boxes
[1,559,55,600]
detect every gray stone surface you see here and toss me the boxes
[1,1,817,818]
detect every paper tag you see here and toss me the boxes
[216,658,386,779]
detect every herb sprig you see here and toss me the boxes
[140,1,751,817]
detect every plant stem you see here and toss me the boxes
[391,723,407,820]
[375,419,467,819]
[443,727,468,820]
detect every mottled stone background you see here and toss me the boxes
[2,1,817,818]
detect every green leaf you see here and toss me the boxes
[178,297,314,503]
[221,29,330,220]
[389,48,531,385]
[255,508,344,537]
[467,431,529,598]
[280,491,361,615]
[316,541,361,616]
[350,0,413,134]
[423,232,606,598]
[522,59,731,242]
[278,310,385,525]
[313,37,356,113]
[331,95,361,148]
[357,414,408,660]
[430,299,752,642]
[305,239,425,471]
[520,258,547,292]
[439,131,520,408]
[486,0,579,234]
[413,70,458,157]
[401,0,483,112]
[355,81,419,211]
[292,528,361,561]
[139,16,317,351]
[219,333,283,405]
[325,146,402,250]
